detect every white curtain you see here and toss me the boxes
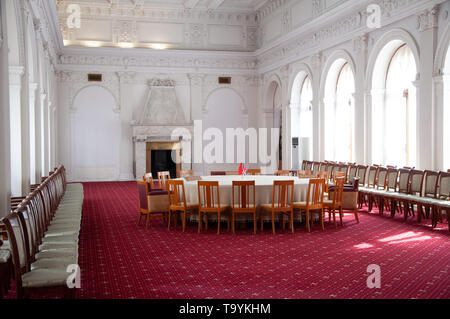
[385,45,417,167]
[334,63,355,162]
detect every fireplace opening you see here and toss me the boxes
[151,150,177,178]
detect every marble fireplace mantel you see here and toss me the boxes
[132,124,194,179]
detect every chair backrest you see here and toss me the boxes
[316,171,329,193]
[210,171,226,176]
[312,162,321,175]
[397,168,411,193]
[247,169,261,176]
[304,178,325,208]
[270,180,294,210]
[274,170,290,176]
[180,170,194,178]
[2,212,29,284]
[232,181,256,210]
[143,173,153,183]
[137,181,149,213]
[422,170,439,198]
[367,166,378,188]
[385,168,399,191]
[319,162,328,172]
[409,169,424,195]
[167,180,188,209]
[348,165,358,183]
[330,177,345,206]
[437,172,450,200]
[157,171,170,190]
[304,161,313,170]
[16,204,39,264]
[356,165,368,186]
[375,167,388,190]
[198,181,222,210]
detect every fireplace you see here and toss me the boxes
[146,142,181,178]
[151,150,176,178]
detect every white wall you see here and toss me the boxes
[203,88,247,174]
[72,86,121,181]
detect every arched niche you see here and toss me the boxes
[72,86,121,181]
[202,88,247,174]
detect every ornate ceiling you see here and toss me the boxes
[56,0,267,51]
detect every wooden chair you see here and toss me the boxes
[323,177,345,228]
[197,181,230,234]
[180,170,194,178]
[420,170,440,221]
[260,180,294,234]
[2,212,76,299]
[405,170,425,222]
[274,170,290,176]
[293,178,325,232]
[247,169,261,176]
[435,172,450,228]
[157,171,170,190]
[137,181,166,229]
[231,181,257,234]
[167,180,198,232]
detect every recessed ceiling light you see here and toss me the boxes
[83,41,102,47]
[118,42,134,48]
[150,43,168,50]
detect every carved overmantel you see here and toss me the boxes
[132,78,194,179]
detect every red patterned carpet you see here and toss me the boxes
[7,181,450,299]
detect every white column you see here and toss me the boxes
[353,35,368,164]
[9,67,24,196]
[29,82,38,184]
[416,7,439,170]
[311,52,322,161]
[364,90,372,165]
[0,0,12,217]
[40,92,49,175]
[433,74,445,170]
[20,4,31,195]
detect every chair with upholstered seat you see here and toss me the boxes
[293,178,325,232]
[261,180,294,234]
[167,180,198,232]
[197,181,230,234]
[137,181,167,229]
[2,212,76,299]
[231,181,257,234]
[323,177,345,228]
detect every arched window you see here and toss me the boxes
[324,60,355,162]
[299,76,313,160]
[372,43,417,167]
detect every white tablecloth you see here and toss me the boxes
[179,175,310,207]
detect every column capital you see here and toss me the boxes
[416,5,439,32]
